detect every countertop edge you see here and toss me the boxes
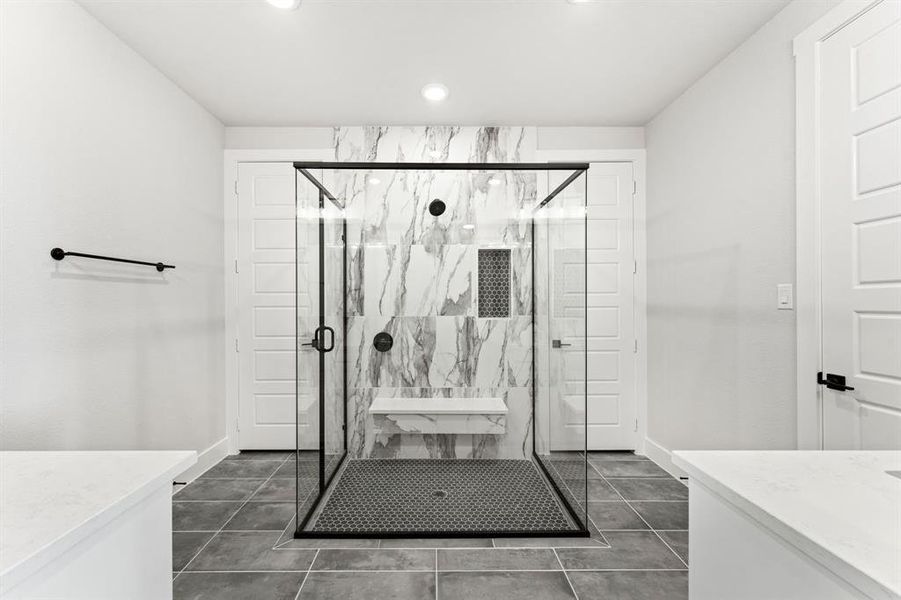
[0,451,196,594]
[672,451,900,600]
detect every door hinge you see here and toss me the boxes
[632,180,637,195]
[633,339,638,353]
[634,418,638,432]
[633,260,638,275]
[236,419,240,433]
[234,180,238,196]
[234,338,239,352]
[234,259,239,274]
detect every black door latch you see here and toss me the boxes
[817,372,855,392]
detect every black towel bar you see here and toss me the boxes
[50,247,175,272]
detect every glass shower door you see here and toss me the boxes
[295,171,347,534]
[320,186,346,495]
[534,169,589,532]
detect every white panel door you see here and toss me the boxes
[550,163,636,450]
[819,0,901,450]
[237,163,318,450]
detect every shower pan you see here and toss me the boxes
[293,161,590,538]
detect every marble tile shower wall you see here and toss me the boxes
[332,126,538,460]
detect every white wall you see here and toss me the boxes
[537,127,645,150]
[0,1,226,456]
[225,127,334,150]
[645,0,840,456]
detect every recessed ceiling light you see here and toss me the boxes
[488,177,502,186]
[266,0,301,10]
[462,224,476,230]
[368,176,381,185]
[421,83,449,102]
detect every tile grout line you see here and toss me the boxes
[590,460,689,569]
[293,548,320,600]
[434,548,439,600]
[580,500,687,503]
[177,529,285,533]
[488,545,607,549]
[195,477,298,481]
[311,568,561,573]
[176,567,688,574]
[553,548,580,600]
[175,454,293,579]
[647,530,688,569]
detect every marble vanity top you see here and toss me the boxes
[0,450,195,593]
[673,450,901,599]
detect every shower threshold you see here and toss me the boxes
[296,458,588,538]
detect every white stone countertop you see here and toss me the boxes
[0,450,196,594]
[672,450,901,600]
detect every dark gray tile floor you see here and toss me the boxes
[172,451,688,599]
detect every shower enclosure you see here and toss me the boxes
[293,162,589,538]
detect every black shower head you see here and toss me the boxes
[428,199,446,216]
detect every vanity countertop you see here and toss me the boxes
[672,450,901,599]
[0,450,195,592]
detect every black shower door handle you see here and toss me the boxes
[301,326,335,352]
[318,326,335,353]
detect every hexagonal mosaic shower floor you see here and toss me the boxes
[307,459,577,535]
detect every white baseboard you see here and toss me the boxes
[176,437,229,483]
[644,437,688,479]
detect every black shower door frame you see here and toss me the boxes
[294,180,349,534]
[293,162,590,539]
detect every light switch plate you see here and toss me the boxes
[777,283,793,310]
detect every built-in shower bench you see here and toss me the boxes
[370,396,507,434]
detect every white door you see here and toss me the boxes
[819,0,901,449]
[237,163,318,450]
[550,163,637,450]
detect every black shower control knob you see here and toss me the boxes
[428,199,446,216]
[373,332,393,352]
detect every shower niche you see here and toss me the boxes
[293,162,589,538]
[477,248,511,318]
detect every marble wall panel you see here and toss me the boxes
[331,126,539,460]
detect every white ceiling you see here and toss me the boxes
[78,0,790,126]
